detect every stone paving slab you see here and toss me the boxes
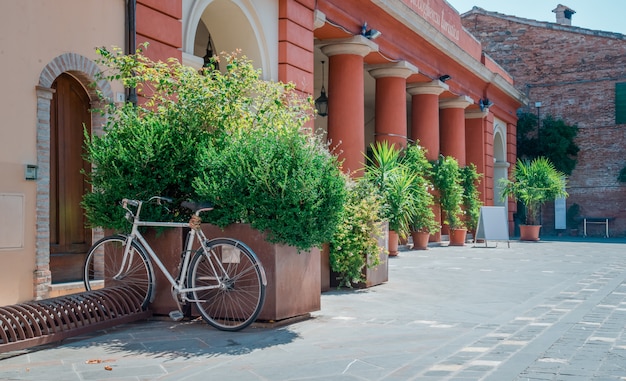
[2,238,626,380]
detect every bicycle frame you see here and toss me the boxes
[118,200,229,300]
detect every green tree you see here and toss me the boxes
[516,111,579,175]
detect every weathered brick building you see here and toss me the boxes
[461,5,626,236]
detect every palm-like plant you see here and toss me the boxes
[400,143,438,233]
[365,141,416,239]
[499,157,568,225]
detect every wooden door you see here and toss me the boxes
[50,73,92,283]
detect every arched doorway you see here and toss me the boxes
[49,73,92,283]
[493,118,508,210]
[183,0,275,79]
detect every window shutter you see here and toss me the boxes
[616,83,626,124]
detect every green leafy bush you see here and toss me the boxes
[83,46,346,250]
[460,164,482,233]
[328,179,383,287]
[432,155,464,229]
[400,143,438,233]
[194,128,347,252]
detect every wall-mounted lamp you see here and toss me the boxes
[24,164,38,181]
[315,60,328,117]
[438,74,452,82]
[479,98,494,111]
[361,22,382,40]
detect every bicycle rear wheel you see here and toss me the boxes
[188,238,266,331]
[83,234,154,310]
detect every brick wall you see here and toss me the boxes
[462,10,626,236]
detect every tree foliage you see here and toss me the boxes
[516,111,579,175]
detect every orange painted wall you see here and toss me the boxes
[137,0,182,62]
[279,0,314,94]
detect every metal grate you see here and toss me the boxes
[0,286,151,353]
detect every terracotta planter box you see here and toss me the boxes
[200,224,320,322]
[139,227,185,316]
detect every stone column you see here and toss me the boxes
[407,80,448,160]
[439,96,473,166]
[368,61,418,149]
[320,36,378,177]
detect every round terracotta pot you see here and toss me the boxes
[411,231,430,250]
[448,228,467,246]
[388,230,399,256]
[520,224,541,241]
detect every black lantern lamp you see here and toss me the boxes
[315,60,328,117]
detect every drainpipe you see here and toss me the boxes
[127,0,138,105]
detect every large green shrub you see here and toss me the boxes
[83,46,346,250]
[194,127,346,252]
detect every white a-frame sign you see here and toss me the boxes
[474,206,510,248]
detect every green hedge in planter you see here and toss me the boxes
[194,127,346,252]
[83,46,346,251]
[328,179,383,287]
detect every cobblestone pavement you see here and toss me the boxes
[1,238,626,380]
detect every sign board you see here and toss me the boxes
[554,197,566,230]
[474,206,509,247]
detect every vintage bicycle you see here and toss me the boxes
[83,196,267,331]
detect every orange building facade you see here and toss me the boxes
[0,0,524,305]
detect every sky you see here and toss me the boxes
[446,0,626,35]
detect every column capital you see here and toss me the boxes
[319,35,378,57]
[407,80,449,96]
[465,109,489,119]
[439,95,473,109]
[367,61,418,79]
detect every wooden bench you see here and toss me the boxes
[582,217,613,238]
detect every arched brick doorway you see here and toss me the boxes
[35,53,112,299]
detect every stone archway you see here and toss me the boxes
[34,53,112,300]
[182,0,276,80]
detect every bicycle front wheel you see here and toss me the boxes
[188,238,266,331]
[83,234,154,310]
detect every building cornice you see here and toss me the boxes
[371,0,527,106]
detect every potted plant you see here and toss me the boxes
[400,143,439,250]
[328,178,387,288]
[432,155,466,246]
[460,164,483,241]
[83,47,347,321]
[364,141,417,255]
[499,157,568,241]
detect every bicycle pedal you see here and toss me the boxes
[169,310,185,321]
